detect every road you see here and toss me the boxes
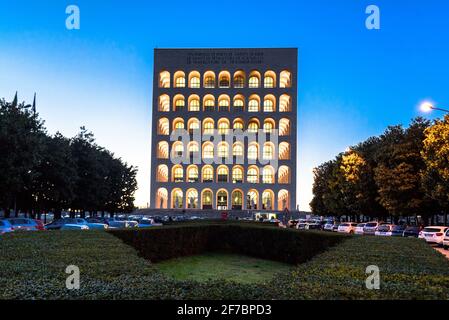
[433,246,449,259]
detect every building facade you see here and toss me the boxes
[151,48,297,212]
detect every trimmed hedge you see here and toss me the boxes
[109,223,347,264]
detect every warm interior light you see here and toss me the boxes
[420,102,434,113]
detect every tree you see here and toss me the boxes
[421,114,449,224]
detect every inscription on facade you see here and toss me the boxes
[187,51,264,65]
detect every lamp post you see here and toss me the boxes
[420,102,449,114]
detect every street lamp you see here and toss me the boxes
[420,102,449,114]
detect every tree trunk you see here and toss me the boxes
[55,209,62,220]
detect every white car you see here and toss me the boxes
[419,226,449,245]
[337,223,358,234]
[355,223,366,235]
[375,224,394,236]
[443,229,449,250]
[363,222,382,235]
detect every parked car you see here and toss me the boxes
[375,224,395,236]
[323,221,339,232]
[0,220,14,234]
[60,224,89,230]
[45,218,108,230]
[403,226,421,238]
[7,218,40,231]
[355,223,366,235]
[332,222,341,232]
[34,220,45,231]
[287,220,299,228]
[338,222,358,234]
[391,225,407,237]
[419,226,449,245]
[363,222,382,235]
[443,229,449,250]
[106,217,138,229]
[137,218,163,228]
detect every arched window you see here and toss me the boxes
[263,119,275,133]
[217,166,229,182]
[157,141,169,159]
[173,95,185,111]
[233,70,245,88]
[232,166,244,183]
[202,166,214,183]
[248,143,258,160]
[172,141,184,158]
[233,96,245,112]
[264,71,276,88]
[249,71,261,88]
[232,142,244,157]
[202,118,214,135]
[156,165,168,182]
[188,142,199,158]
[247,189,259,209]
[278,189,290,210]
[278,166,290,184]
[247,167,259,184]
[279,94,291,112]
[158,94,170,112]
[218,95,230,112]
[172,165,184,183]
[233,119,244,131]
[279,118,291,136]
[262,166,275,184]
[187,166,199,183]
[186,189,199,209]
[262,190,275,210]
[188,95,200,112]
[218,119,230,135]
[280,70,292,88]
[204,71,216,88]
[173,118,185,131]
[157,118,169,135]
[248,119,259,133]
[232,190,243,210]
[203,95,215,112]
[171,189,183,209]
[217,189,228,210]
[202,142,214,159]
[174,71,186,88]
[219,71,231,88]
[159,71,170,88]
[263,143,275,160]
[187,118,200,134]
[202,189,213,209]
[218,142,229,158]
[156,188,168,209]
[188,71,201,88]
[248,95,260,112]
[279,142,291,160]
[263,95,276,112]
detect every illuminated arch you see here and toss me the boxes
[247,165,259,184]
[278,165,291,184]
[248,118,260,133]
[201,189,213,209]
[216,189,229,210]
[173,94,185,111]
[233,70,246,88]
[202,165,214,183]
[279,94,291,112]
[263,142,275,160]
[278,189,290,210]
[262,165,275,184]
[203,94,215,112]
[158,94,170,112]
[171,141,184,159]
[218,94,231,112]
[171,188,184,209]
[156,164,168,183]
[187,141,199,158]
[155,188,168,209]
[203,71,216,88]
[233,94,245,112]
[171,165,184,183]
[233,118,244,131]
[249,70,261,88]
[188,94,200,112]
[174,71,186,88]
[248,94,260,112]
[157,118,170,135]
[247,189,259,210]
[262,189,275,210]
[202,118,215,135]
[172,117,185,131]
[217,142,230,158]
[263,94,276,112]
[202,141,214,159]
[187,117,200,134]
[264,70,277,88]
[279,118,291,136]
[232,142,244,157]
[188,71,201,88]
[217,118,230,135]
[232,165,244,183]
[248,142,259,160]
[218,71,231,88]
[187,165,199,183]
[280,70,292,88]
[232,189,244,210]
[279,142,291,160]
[186,188,199,209]
[157,141,169,159]
[159,71,170,88]
[263,118,276,133]
[217,165,229,182]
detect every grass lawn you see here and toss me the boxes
[157,253,293,284]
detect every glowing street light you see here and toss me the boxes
[420,101,449,114]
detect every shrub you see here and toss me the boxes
[109,223,347,264]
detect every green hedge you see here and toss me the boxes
[109,223,346,264]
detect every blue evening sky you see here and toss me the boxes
[1,0,448,210]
